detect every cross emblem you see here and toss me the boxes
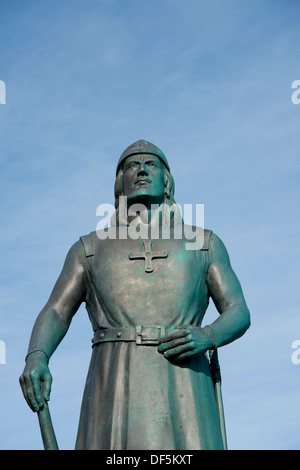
[129,239,168,273]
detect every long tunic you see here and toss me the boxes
[74,227,224,450]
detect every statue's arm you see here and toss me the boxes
[26,240,87,359]
[19,240,88,411]
[205,233,251,348]
[158,233,250,362]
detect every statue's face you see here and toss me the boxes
[122,154,165,206]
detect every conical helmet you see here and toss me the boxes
[116,139,170,175]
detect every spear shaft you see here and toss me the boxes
[209,349,228,450]
[37,401,59,450]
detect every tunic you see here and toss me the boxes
[74,227,224,450]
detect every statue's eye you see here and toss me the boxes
[147,161,157,169]
[126,162,138,169]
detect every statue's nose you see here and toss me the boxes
[137,162,148,175]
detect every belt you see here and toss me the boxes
[92,325,169,347]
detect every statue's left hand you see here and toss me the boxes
[157,325,214,362]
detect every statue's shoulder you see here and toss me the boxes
[202,228,213,250]
[181,224,213,250]
[79,230,98,257]
[204,231,231,265]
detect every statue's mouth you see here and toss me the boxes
[135,177,152,185]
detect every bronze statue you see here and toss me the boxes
[20,140,250,450]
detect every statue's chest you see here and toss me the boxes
[88,237,207,311]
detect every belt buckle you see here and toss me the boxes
[136,325,165,345]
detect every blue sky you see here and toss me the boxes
[0,0,300,450]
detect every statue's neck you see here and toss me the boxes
[111,200,182,229]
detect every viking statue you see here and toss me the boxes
[20,140,250,450]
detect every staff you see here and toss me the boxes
[209,349,228,450]
[37,401,59,450]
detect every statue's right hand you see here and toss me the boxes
[19,351,52,412]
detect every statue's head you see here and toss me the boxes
[114,140,175,210]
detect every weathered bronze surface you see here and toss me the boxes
[19,140,250,450]
[129,238,168,272]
